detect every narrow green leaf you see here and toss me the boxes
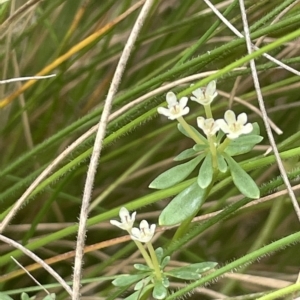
[224,154,260,199]
[134,264,151,271]
[193,144,208,152]
[21,293,31,300]
[125,285,153,300]
[174,148,197,161]
[134,276,151,290]
[217,152,227,173]
[155,247,164,264]
[0,293,14,300]
[166,262,217,280]
[166,270,201,280]
[159,182,207,225]
[112,274,148,287]
[162,276,170,288]
[124,291,145,300]
[252,122,260,135]
[43,295,56,300]
[197,153,213,188]
[177,123,207,144]
[149,155,204,189]
[161,256,170,269]
[224,135,263,156]
[152,281,168,299]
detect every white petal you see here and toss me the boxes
[181,107,190,116]
[149,224,156,234]
[110,220,125,230]
[191,88,204,99]
[227,132,240,139]
[206,81,216,97]
[241,123,253,134]
[216,119,230,133]
[224,110,236,124]
[119,207,130,219]
[179,96,188,108]
[157,107,171,117]
[237,113,247,125]
[140,219,149,229]
[197,117,205,129]
[166,92,178,106]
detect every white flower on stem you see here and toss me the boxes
[216,110,253,139]
[110,207,136,231]
[197,117,219,136]
[157,92,189,120]
[190,80,217,106]
[130,220,156,243]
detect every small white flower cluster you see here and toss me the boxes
[110,207,156,243]
[157,80,253,140]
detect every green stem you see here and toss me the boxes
[177,116,203,144]
[256,283,300,300]
[208,136,217,169]
[204,104,213,119]
[217,137,231,153]
[133,240,154,270]
[146,242,162,280]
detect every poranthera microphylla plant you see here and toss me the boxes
[110,207,217,299]
[110,81,262,299]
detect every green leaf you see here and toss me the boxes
[43,295,56,300]
[159,182,207,225]
[124,291,142,300]
[216,126,225,143]
[197,153,213,188]
[251,122,260,135]
[217,152,227,173]
[125,284,153,300]
[152,280,168,299]
[166,262,217,280]
[0,293,14,300]
[155,247,164,264]
[177,123,207,144]
[174,148,197,161]
[161,256,170,269]
[134,276,152,290]
[224,135,263,156]
[193,144,208,151]
[162,276,170,288]
[134,264,151,271]
[21,294,31,300]
[112,274,148,287]
[149,155,204,189]
[223,154,260,199]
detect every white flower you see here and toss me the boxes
[110,207,136,231]
[190,80,217,106]
[157,92,189,120]
[130,220,156,243]
[197,117,219,136]
[216,110,253,139]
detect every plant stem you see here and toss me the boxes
[146,242,162,280]
[177,116,203,144]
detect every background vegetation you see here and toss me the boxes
[1,0,300,299]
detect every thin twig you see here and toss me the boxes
[72,0,153,299]
[237,0,300,221]
[203,0,300,77]
[11,256,51,296]
[0,234,72,296]
[0,74,56,84]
